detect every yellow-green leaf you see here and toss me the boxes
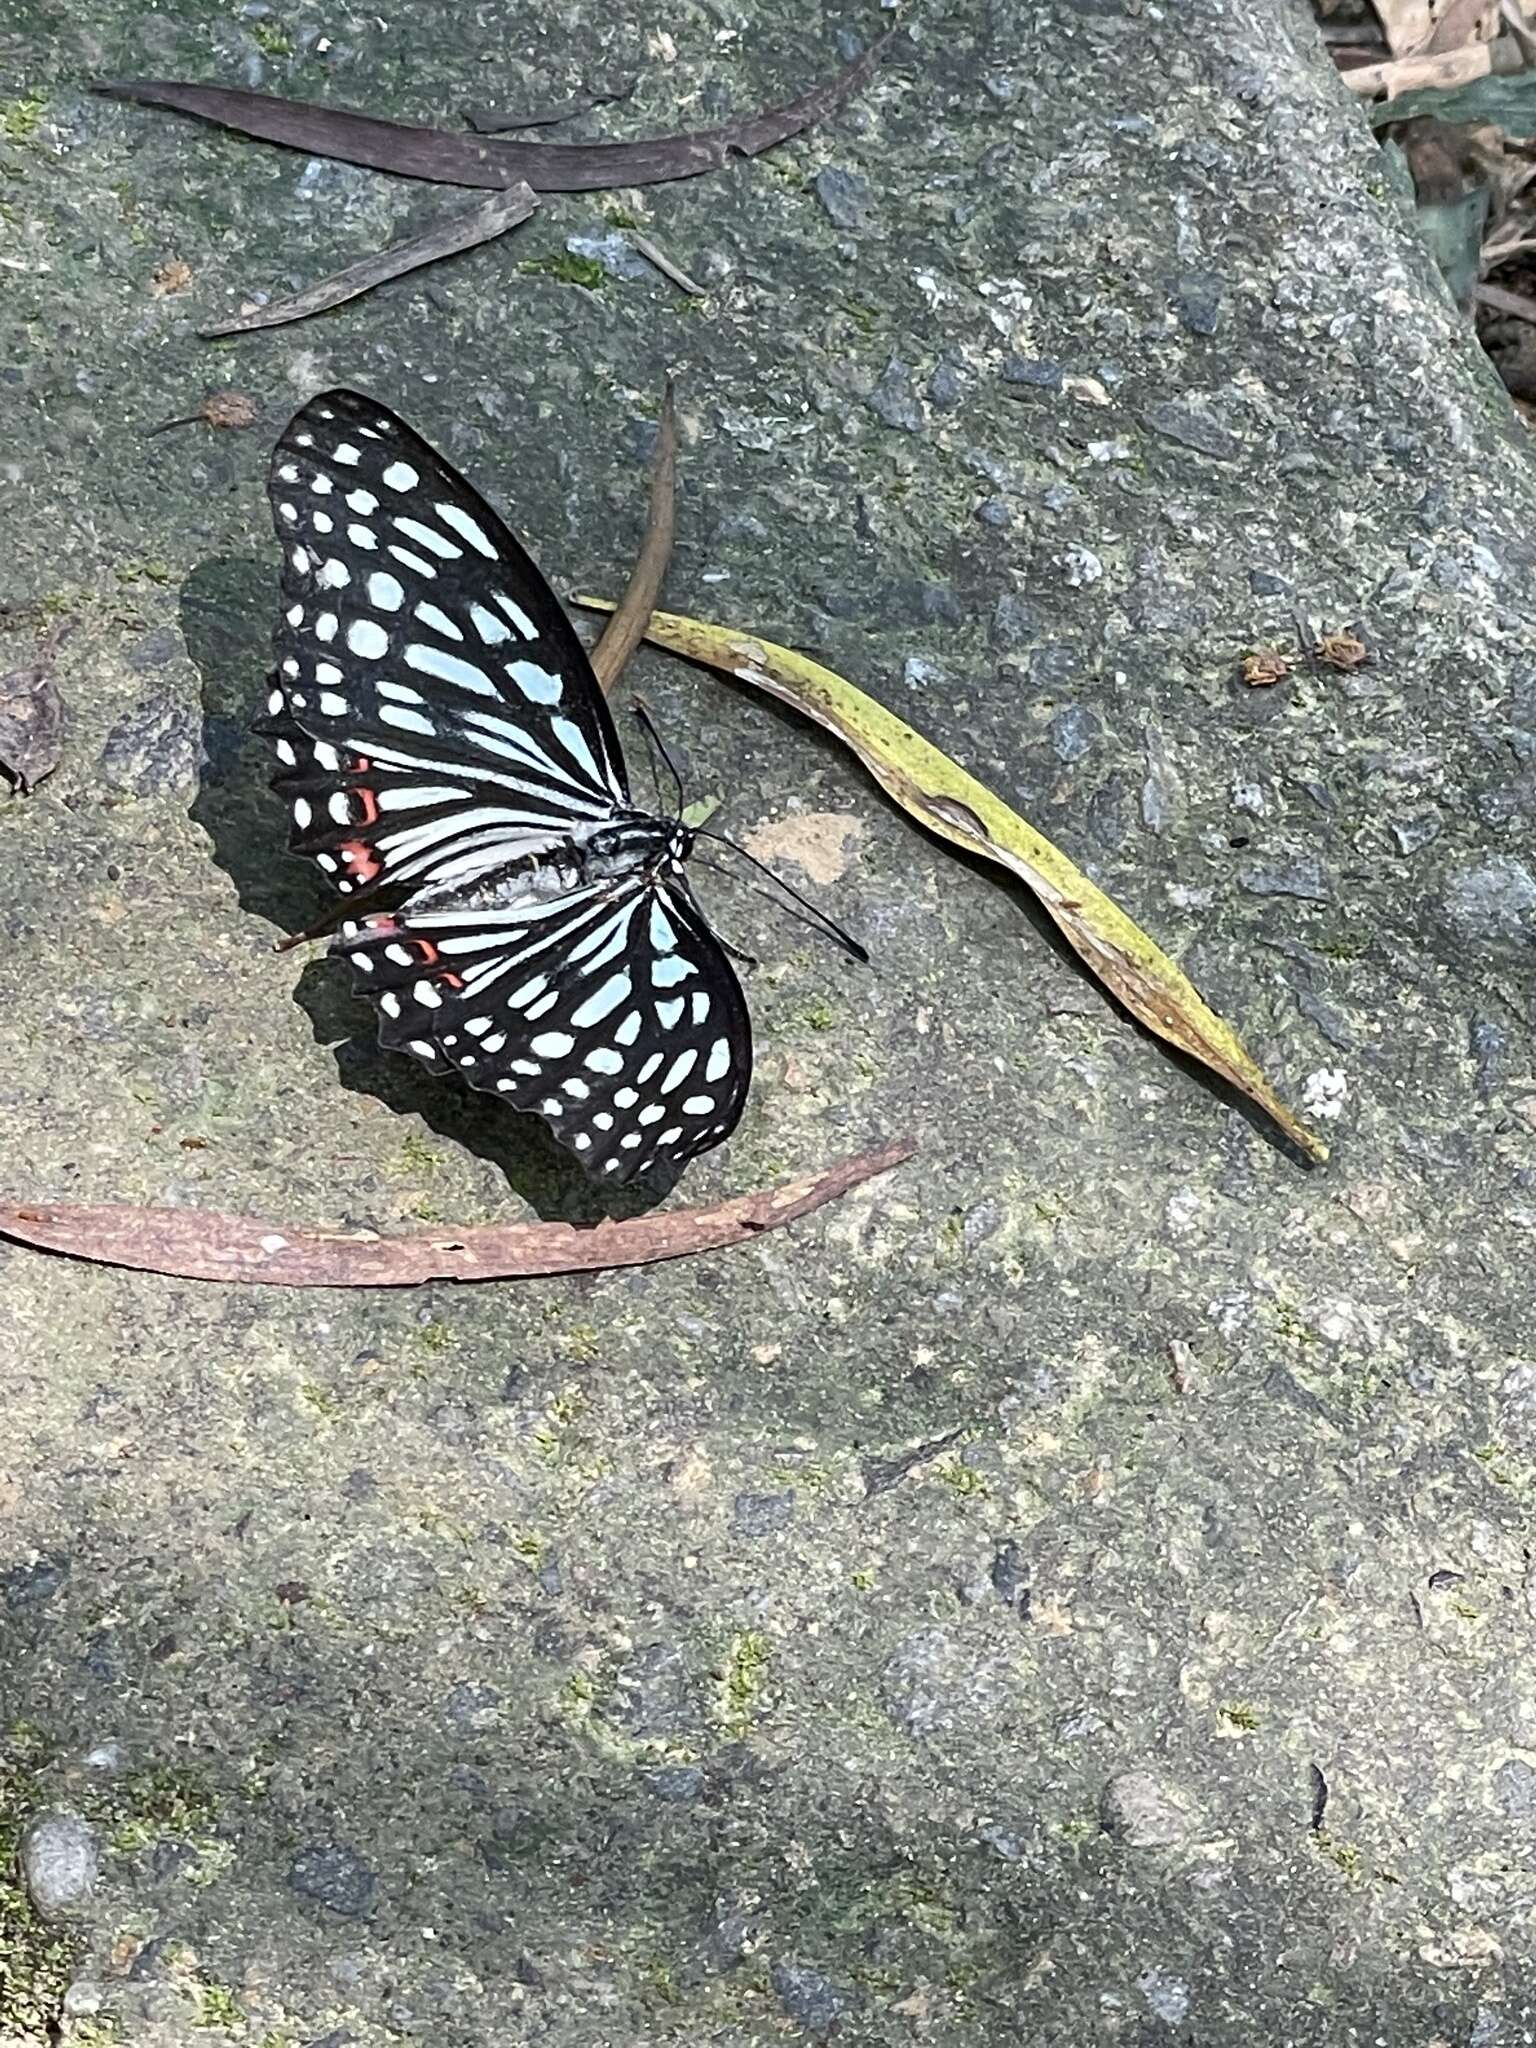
[576,601,1327,1165]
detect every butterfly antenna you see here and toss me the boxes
[694,829,869,965]
[629,696,686,821]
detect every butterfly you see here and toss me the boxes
[254,387,754,1185]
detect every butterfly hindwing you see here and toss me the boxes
[336,866,753,1183]
[260,387,628,896]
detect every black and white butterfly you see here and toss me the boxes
[255,387,754,1185]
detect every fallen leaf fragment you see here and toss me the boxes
[578,602,1327,1165]
[145,386,259,434]
[1241,648,1292,687]
[0,1140,913,1288]
[95,38,889,193]
[1314,630,1371,672]
[0,626,69,794]
[592,380,676,693]
[200,181,538,336]
[150,258,192,295]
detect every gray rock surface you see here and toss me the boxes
[5,1,1536,2042]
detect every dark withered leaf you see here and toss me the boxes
[95,38,889,194]
[200,181,538,337]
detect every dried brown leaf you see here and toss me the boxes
[0,1140,913,1288]
[200,182,538,336]
[95,38,889,194]
[1241,648,1293,687]
[591,380,676,694]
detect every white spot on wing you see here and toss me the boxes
[682,1094,715,1116]
[584,1046,623,1075]
[531,1030,574,1057]
[394,516,461,560]
[348,619,389,659]
[333,442,361,465]
[415,602,463,641]
[662,1048,698,1093]
[382,460,419,491]
[470,603,510,645]
[705,1038,731,1082]
[493,592,538,638]
[507,660,562,705]
[346,488,378,514]
[348,524,378,549]
[404,644,497,696]
[435,501,497,557]
[570,973,630,1028]
[367,572,404,611]
[380,703,435,736]
[552,715,602,784]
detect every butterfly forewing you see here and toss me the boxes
[258,386,755,1183]
[261,387,628,897]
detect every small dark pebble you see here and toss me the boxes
[1495,1759,1536,1818]
[1002,355,1063,390]
[991,594,1041,650]
[813,166,873,230]
[1248,567,1289,597]
[648,1765,704,1801]
[2,1554,69,1609]
[927,359,965,410]
[990,1539,1027,1610]
[1171,270,1223,335]
[770,1960,851,2037]
[100,692,200,797]
[867,357,922,433]
[974,496,1010,529]
[733,1490,795,1536]
[1142,401,1240,462]
[1050,705,1098,763]
[1470,1013,1506,1096]
[288,1841,376,1917]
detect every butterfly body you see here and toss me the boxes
[257,388,750,1185]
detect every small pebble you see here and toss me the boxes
[21,1812,100,1919]
[1100,1771,1198,1848]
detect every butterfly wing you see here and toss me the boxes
[338,867,753,1183]
[258,387,628,896]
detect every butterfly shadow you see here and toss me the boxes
[180,556,667,1226]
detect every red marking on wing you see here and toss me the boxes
[354,788,380,825]
[340,841,382,883]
